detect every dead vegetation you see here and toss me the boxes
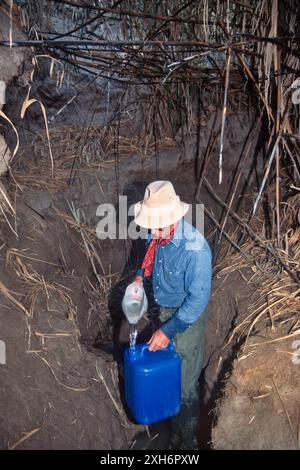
[211,181,300,350]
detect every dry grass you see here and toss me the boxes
[5,0,299,200]
[0,278,29,316]
[215,188,300,351]
[5,247,78,349]
[33,352,90,392]
[95,360,131,428]
[8,423,44,450]
[0,243,98,396]
[54,203,115,343]
[10,122,176,192]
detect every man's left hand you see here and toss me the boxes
[147,329,170,352]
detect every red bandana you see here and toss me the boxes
[141,226,176,278]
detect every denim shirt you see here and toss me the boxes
[137,219,212,339]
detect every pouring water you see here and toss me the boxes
[129,325,138,348]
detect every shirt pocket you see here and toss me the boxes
[163,263,184,289]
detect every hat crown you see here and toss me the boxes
[144,181,177,208]
[134,180,189,228]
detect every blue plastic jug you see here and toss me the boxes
[124,342,181,425]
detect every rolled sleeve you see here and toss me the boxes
[135,268,145,278]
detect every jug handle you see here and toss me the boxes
[140,341,175,354]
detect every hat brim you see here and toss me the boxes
[134,200,189,229]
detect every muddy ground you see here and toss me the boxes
[212,320,300,450]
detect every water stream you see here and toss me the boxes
[129,324,138,348]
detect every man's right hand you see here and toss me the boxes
[133,276,143,285]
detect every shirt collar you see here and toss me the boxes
[170,219,183,247]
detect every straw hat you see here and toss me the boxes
[134,181,189,228]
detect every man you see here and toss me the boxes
[132,180,212,449]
